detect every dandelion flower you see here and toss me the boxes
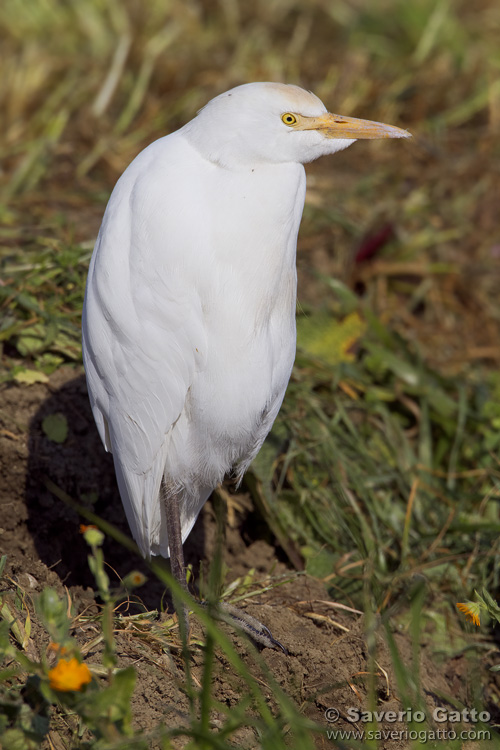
[456,602,481,627]
[48,657,92,692]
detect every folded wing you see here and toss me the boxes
[82,135,208,557]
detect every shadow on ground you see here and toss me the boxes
[23,369,207,610]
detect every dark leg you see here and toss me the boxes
[163,485,189,634]
[164,489,187,591]
[162,484,286,653]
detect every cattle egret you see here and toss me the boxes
[82,82,409,603]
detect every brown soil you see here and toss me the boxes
[0,368,496,748]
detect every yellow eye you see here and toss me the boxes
[281,113,297,126]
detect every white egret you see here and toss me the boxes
[82,82,409,600]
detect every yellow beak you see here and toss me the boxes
[300,112,411,140]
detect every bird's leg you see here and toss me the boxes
[162,484,286,653]
[164,490,187,590]
[204,489,288,655]
[162,483,189,633]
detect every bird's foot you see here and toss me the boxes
[201,600,288,655]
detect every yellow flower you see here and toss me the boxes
[48,657,92,692]
[456,601,481,627]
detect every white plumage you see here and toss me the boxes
[82,82,409,563]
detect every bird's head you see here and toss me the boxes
[183,82,410,169]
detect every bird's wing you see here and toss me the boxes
[82,135,208,557]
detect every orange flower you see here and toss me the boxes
[81,525,105,546]
[456,602,481,627]
[48,657,92,692]
[47,642,69,656]
[79,524,98,533]
[123,570,147,588]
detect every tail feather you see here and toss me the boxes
[112,450,212,559]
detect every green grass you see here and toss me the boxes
[0,543,319,749]
[1,0,500,747]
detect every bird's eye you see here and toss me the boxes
[281,113,297,126]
